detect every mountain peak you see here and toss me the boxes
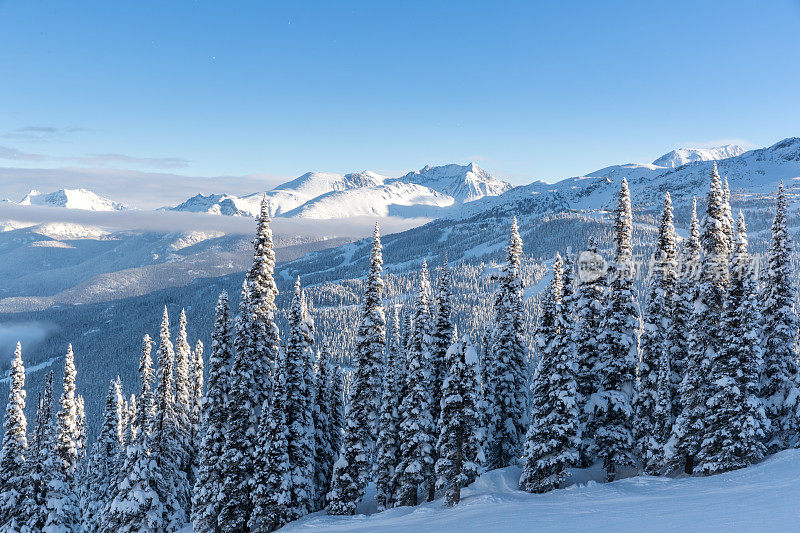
[397,163,512,203]
[18,188,127,211]
[652,145,746,168]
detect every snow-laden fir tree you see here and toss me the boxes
[218,282,259,531]
[43,344,80,532]
[430,257,454,434]
[760,182,800,451]
[101,333,164,533]
[722,177,734,250]
[670,164,730,474]
[594,177,639,482]
[246,195,281,416]
[85,378,125,531]
[328,223,386,515]
[193,292,232,532]
[149,307,186,531]
[0,342,30,531]
[635,192,677,474]
[730,213,770,465]
[394,262,436,507]
[284,278,316,520]
[28,371,54,530]
[648,348,672,473]
[220,199,282,528]
[485,217,528,470]
[670,197,700,419]
[312,341,338,511]
[573,237,607,467]
[698,212,769,474]
[173,309,194,479]
[249,349,291,533]
[435,334,482,506]
[374,305,406,511]
[190,339,204,455]
[520,254,580,493]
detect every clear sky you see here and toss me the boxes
[1,0,799,186]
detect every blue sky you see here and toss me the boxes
[1,0,799,186]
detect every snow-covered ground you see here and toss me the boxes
[285,450,800,532]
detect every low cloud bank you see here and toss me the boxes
[0,203,431,239]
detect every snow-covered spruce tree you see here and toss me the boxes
[485,217,527,470]
[191,339,204,445]
[573,236,607,467]
[26,371,54,531]
[698,212,768,474]
[328,223,386,515]
[635,192,677,475]
[594,177,639,482]
[394,262,436,507]
[249,349,291,533]
[28,371,54,524]
[247,195,281,416]
[520,254,580,493]
[173,309,194,481]
[731,213,770,465]
[85,378,125,531]
[329,362,344,469]
[670,164,729,474]
[217,281,258,531]
[374,305,405,511]
[670,197,700,419]
[761,182,800,451]
[0,342,30,531]
[149,306,186,531]
[284,278,315,520]
[722,177,734,250]
[193,292,232,532]
[648,349,672,473]
[311,341,337,512]
[435,334,482,506]
[220,199,282,528]
[101,333,163,533]
[43,344,80,532]
[430,257,454,434]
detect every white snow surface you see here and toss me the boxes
[285,450,800,532]
[17,188,127,211]
[166,163,511,218]
[652,144,746,168]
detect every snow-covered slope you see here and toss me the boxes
[17,188,127,211]
[282,182,454,219]
[273,170,387,197]
[286,450,800,532]
[165,164,510,219]
[392,162,513,203]
[652,144,746,168]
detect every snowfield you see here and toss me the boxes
[285,450,800,532]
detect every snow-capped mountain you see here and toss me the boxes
[651,144,746,168]
[282,182,455,219]
[165,163,511,219]
[392,162,513,202]
[17,188,127,211]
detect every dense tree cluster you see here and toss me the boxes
[1,171,798,531]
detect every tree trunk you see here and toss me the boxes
[684,454,694,475]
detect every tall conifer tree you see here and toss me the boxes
[635,193,677,474]
[328,223,386,515]
[761,182,800,451]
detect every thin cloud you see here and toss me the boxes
[75,153,191,169]
[0,202,428,238]
[1,125,92,142]
[0,145,50,162]
[0,144,191,170]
